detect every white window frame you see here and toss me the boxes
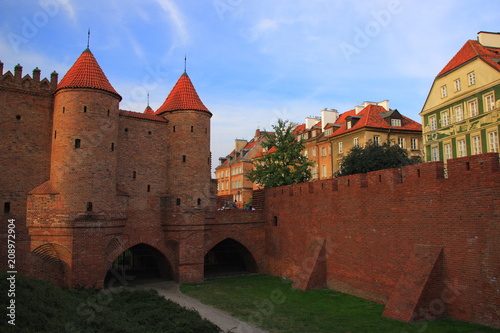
[472,135,481,155]
[398,137,405,148]
[338,142,343,154]
[485,93,495,112]
[468,71,475,86]
[441,85,448,98]
[353,137,359,147]
[454,105,463,122]
[312,147,317,157]
[444,143,452,161]
[454,78,461,92]
[411,138,418,150]
[322,164,327,178]
[373,135,380,146]
[458,139,466,157]
[441,110,450,126]
[391,119,401,127]
[469,99,478,117]
[429,115,437,130]
[489,131,499,152]
[431,146,439,161]
[321,147,326,157]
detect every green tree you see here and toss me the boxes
[335,140,421,177]
[246,119,314,188]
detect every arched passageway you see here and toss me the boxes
[104,243,173,287]
[204,238,257,278]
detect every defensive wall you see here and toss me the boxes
[262,153,499,328]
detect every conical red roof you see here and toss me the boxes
[156,72,210,115]
[144,105,155,115]
[56,48,121,99]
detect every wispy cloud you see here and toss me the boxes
[154,0,189,47]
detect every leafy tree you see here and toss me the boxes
[335,140,421,177]
[246,119,314,188]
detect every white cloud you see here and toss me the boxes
[154,0,189,47]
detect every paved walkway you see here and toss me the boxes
[127,280,268,333]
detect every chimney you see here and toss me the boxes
[321,108,339,131]
[254,129,261,141]
[235,139,247,152]
[355,105,363,114]
[478,31,500,48]
[33,67,41,82]
[50,71,58,89]
[377,100,389,111]
[305,116,320,130]
[14,64,22,80]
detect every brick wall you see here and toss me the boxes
[263,153,500,328]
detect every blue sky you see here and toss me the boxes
[1,0,499,172]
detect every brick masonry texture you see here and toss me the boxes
[1,60,499,330]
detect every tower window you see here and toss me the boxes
[83,106,87,113]
[62,107,65,113]
[4,202,11,214]
[107,109,110,117]
[75,139,81,149]
[15,115,21,120]
[273,216,278,226]
[124,128,129,133]
[54,131,57,139]
[182,155,186,163]
[147,185,151,192]
[197,198,201,206]
[86,202,93,212]
[148,131,152,135]
[173,125,176,133]
[133,171,136,179]
[111,142,114,152]
[205,128,207,134]
[176,198,181,206]
[191,126,194,132]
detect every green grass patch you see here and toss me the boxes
[1,271,221,332]
[181,274,498,333]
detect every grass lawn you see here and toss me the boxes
[181,274,498,333]
[0,271,221,333]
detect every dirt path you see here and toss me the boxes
[128,280,268,333]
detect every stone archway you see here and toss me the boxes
[204,238,258,278]
[104,243,173,287]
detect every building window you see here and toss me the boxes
[322,165,327,178]
[197,198,201,206]
[83,106,87,113]
[468,71,475,86]
[107,109,110,117]
[432,146,439,161]
[325,128,333,136]
[303,150,308,158]
[312,166,317,179]
[353,137,359,147]
[458,139,466,157]
[454,78,461,92]
[312,147,317,156]
[441,85,448,98]
[176,198,181,206]
[373,136,380,146]
[147,185,151,192]
[469,100,478,117]
[391,119,401,127]
[133,171,136,179]
[472,135,481,155]
[75,139,81,148]
[191,126,194,132]
[338,142,343,153]
[454,105,463,122]
[429,116,437,130]
[4,202,11,214]
[54,130,57,139]
[124,128,129,133]
[398,137,405,148]
[347,121,352,129]
[173,125,176,133]
[273,216,278,226]
[489,131,499,152]
[411,138,418,150]
[148,131,152,135]
[182,155,186,162]
[485,93,495,112]
[441,111,450,126]
[321,147,326,157]
[111,142,114,152]
[86,202,93,212]
[62,107,65,113]
[444,143,452,161]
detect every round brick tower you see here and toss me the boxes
[50,48,122,215]
[156,71,212,215]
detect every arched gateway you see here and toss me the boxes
[204,238,258,278]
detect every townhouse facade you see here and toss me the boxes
[420,31,500,162]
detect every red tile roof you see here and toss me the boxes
[144,105,155,115]
[56,48,121,99]
[119,110,167,122]
[437,39,500,77]
[327,104,421,137]
[156,72,210,115]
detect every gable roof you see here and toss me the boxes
[119,110,167,122]
[156,72,210,115]
[56,48,121,99]
[327,104,421,137]
[437,39,500,77]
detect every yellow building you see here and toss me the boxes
[420,31,500,162]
